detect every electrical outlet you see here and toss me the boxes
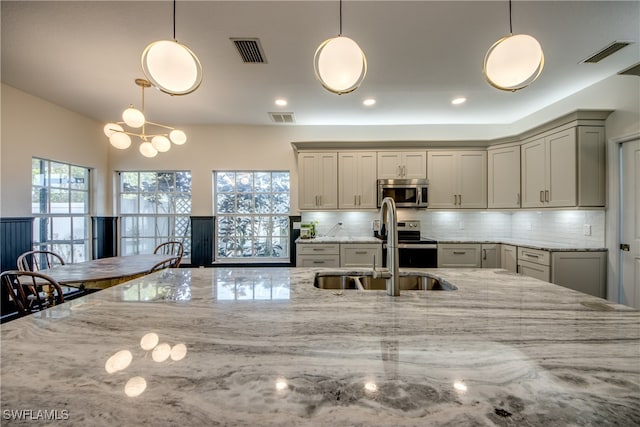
[584,224,592,236]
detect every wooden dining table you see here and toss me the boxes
[36,254,179,290]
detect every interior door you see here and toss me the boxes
[620,139,640,309]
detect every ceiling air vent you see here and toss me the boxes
[618,62,640,77]
[268,112,295,124]
[581,41,632,63]
[231,38,267,63]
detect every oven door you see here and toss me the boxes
[382,243,438,268]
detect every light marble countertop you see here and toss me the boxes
[1,267,638,426]
[296,236,606,251]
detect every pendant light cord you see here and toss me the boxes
[173,0,177,40]
[508,0,513,34]
[339,0,343,36]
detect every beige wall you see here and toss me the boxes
[1,84,109,217]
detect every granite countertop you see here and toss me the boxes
[296,236,382,244]
[297,235,606,251]
[1,267,638,426]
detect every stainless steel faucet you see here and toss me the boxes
[378,197,400,296]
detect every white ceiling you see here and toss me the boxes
[2,1,639,127]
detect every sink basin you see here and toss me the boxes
[313,274,456,291]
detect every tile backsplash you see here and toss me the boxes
[301,209,605,247]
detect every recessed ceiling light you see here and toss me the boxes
[363,98,376,106]
[275,98,288,107]
[451,97,467,105]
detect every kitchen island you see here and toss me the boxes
[1,267,638,426]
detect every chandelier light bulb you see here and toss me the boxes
[141,40,203,96]
[169,129,187,145]
[314,36,367,95]
[151,135,172,152]
[139,141,158,158]
[104,123,124,137]
[122,107,145,128]
[109,132,132,150]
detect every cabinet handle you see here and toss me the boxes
[354,195,357,205]
[540,190,544,203]
[483,249,487,260]
[358,195,361,206]
[355,251,367,255]
[458,194,462,205]
[525,253,539,259]
[453,194,458,205]
[318,195,322,206]
[545,190,549,202]
[312,248,326,252]
[313,261,325,264]
[453,251,466,255]
[315,195,319,206]
[398,165,402,177]
[402,165,406,177]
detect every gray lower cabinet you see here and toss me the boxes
[296,242,382,268]
[481,244,500,268]
[438,244,482,268]
[501,244,518,273]
[296,244,340,268]
[517,247,551,282]
[551,251,607,298]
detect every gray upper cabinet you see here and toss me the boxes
[427,151,487,209]
[377,151,426,179]
[488,145,521,208]
[521,126,605,208]
[298,152,338,210]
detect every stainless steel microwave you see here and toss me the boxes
[377,179,429,208]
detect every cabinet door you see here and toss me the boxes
[358,152,378,208]
[501,244,517,273]
[547,129,576,207]
[377,152,402,179]
[488,146,521,208]
[402,152,427,179]
[551,251,606,298]
[318,153,338,209]
[427,152,458,208]
[481,244,500,268]
[521,138,546,208]
[298,153,321,210]
[577,127,606,206]
[518,260,551,282]
[458,151,487,208]
[338,153,359,209]
[296,255,340,268]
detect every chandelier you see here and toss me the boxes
[313,0,367,95]
[483,0,544,91]
[103,79,187,158]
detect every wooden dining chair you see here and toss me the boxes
[17,250,65,272]
[153,241,184,267]
[1,270,65,316]
[148,256,181,273]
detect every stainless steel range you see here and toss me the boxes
[375,220,438,268]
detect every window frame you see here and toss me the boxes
[31,157,91,263]
[213,170,291,263]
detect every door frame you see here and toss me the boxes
[608,132,640,303]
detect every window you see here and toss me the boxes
[214,171,290,262]
[31,158,91,262]
[118,171,191,258]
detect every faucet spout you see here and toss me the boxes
[379,197,400,296]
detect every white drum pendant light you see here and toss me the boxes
[314,0,367,95]
[141,0,202,95]
[483,0,544,91]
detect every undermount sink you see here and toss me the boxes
[314,273,456,291]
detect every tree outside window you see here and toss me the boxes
[214,171,290,261]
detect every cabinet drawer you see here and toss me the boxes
[518,259,551,282]
[517,247,550,266]
[296,255,340,268]
[297,244,340,255]
[438,244,481,268]
[340,244,382,268]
